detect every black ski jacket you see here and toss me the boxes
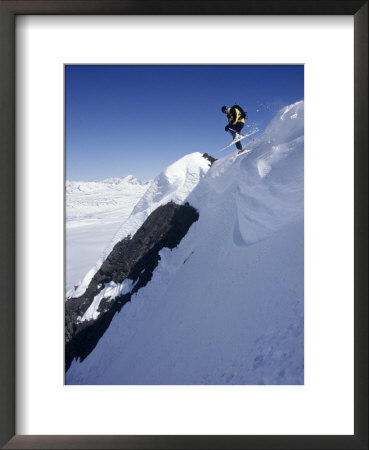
[227,106,246,126]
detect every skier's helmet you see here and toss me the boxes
[221,106,228,113]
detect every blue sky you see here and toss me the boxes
[66,65,304,181]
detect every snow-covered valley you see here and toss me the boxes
[66,176,151,293]
[66,101,304,385]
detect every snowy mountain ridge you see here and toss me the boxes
[66,173,146,190]
[69,152,211,299]
[66,100,304,385]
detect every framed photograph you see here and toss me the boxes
[1,1,367,449]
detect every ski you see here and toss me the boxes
[235,148,252,158]
[217,128,258,153]
[217,134,250,153]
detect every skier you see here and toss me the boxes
[221,105,247,153]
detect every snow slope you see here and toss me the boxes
[66,175,151,293]
[66,101,304,385]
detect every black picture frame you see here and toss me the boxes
[0,1,367,449]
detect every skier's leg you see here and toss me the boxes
[234,123,244,151]
[230,129,242,141]
[229,129,242,151]
[235,140,243,151]
[230,127,241,150]
[234,123,244,135]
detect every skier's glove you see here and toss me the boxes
[225,125,229,132]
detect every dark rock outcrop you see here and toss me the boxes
[65,201,199,371]
[202,153,217,165]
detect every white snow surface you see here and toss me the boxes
[66,101,304,385]
[66,175,150,221]
[66,175,151,293]
[78,279,135,322]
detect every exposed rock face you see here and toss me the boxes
[65,201,199,371]
[202,153,217,165]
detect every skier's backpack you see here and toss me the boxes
[233,104,248,120]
